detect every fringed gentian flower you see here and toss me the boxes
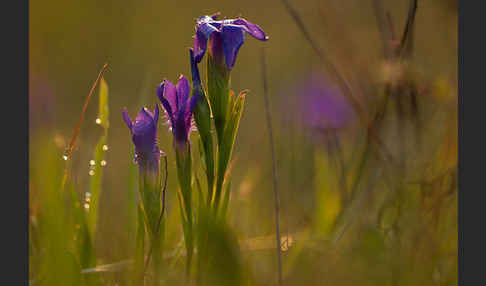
[193,13,269,70]
[122,106,161,176]
[156,75,199,150]
[122,106,165,277]
[157,75,199,273]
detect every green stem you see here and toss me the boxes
[175,142,193,276]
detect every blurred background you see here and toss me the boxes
[30,0,457,285]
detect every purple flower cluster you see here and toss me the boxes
[122,13,267,170]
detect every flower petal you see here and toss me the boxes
[189,48,201,88]
[174,99,189,143]
[158,96,175,128]
[186,92,199,129]
[153,104,159,125]
[133,107,155,136]
[210,12,220,20]
[176,75,190,109]
[221,25,246,70]
[122,108,133,130]
[157,80,177,116]
[232,18,268,41]
[193,30,208,63]
[194,22,220,63]
[189,91,199,113]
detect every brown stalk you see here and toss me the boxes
[65,63,108,159]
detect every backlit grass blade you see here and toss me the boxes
[87,77,110,238]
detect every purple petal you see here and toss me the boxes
[157,80,177,115]
[194,22,220,63]
[176,75,190,109]
[210,12,220,20]
[208,32,224,64]
[198,22,221,37]
[221,25,246,70]
[142,106,155,118]
[194,29,208,63]
[185,92,199,132]
[159,96,175,128]
[122,108,133,130]
[188,91,199,113]
[153,104,159,125]
[232,18,268,41]
[133,108,155,135]
[189,48,201,87]
[174,100,189,143]
[197,15,214,24]
[130,107,160,162]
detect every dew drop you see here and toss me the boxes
[89,170,95,176]
[95,118,102,125]
[102,145,109,151]
[84,203,90,210]
[100,160,107,166]
[63,155,68,161]
[89,160,96,166]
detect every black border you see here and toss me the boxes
[460,0,486,285]
[2,0,28,284]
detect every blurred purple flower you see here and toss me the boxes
[193,13,269,70]
[122,106,161,172]
[299,75,355,131]
[156,75,198,148]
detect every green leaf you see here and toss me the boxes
[87,78,110,238]
[87,135,106,237]
[97,77,109,129]
[214,91,246,208]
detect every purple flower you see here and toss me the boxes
[193,13,269,70]
[156,75,199,147]
[298,74,356,131]
[122,106,161,171]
